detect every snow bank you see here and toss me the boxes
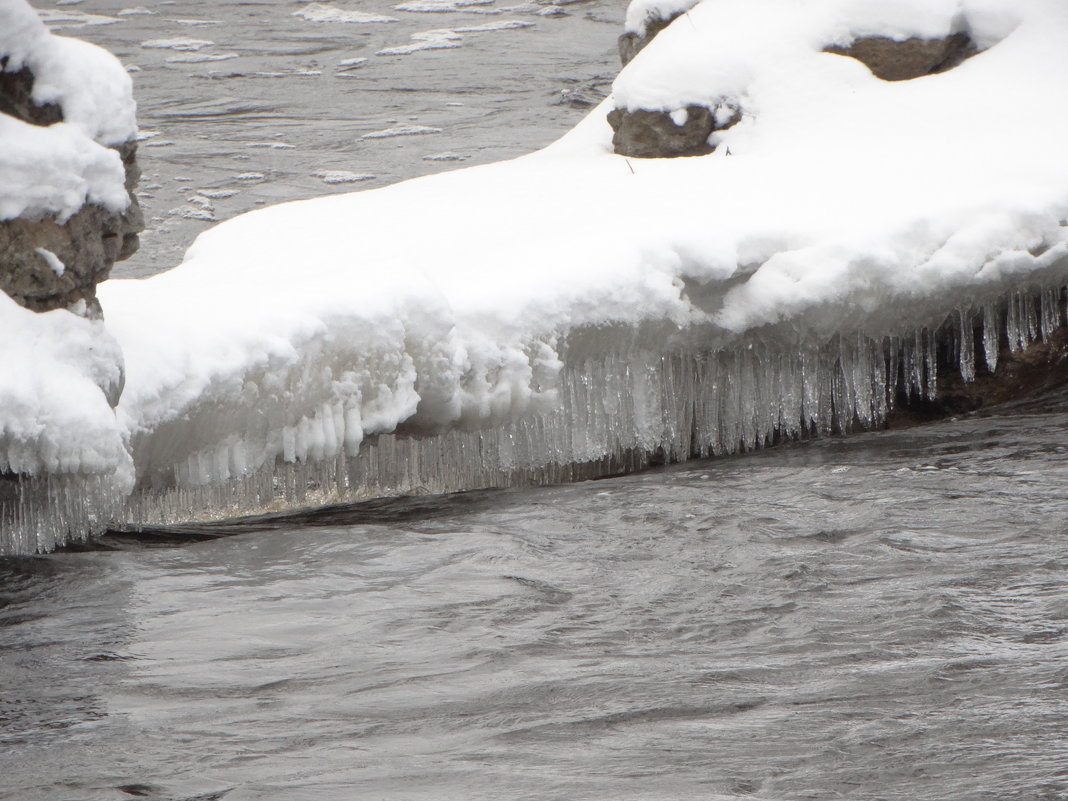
[96,0,1068,509]
[0,0,136,221]
[0,291,132,553]
[0,292,128,479]
[8,0,1068,550]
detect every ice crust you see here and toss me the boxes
[5,0,1068,552]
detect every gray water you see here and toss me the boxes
[5,2,1068,799]
[3,397,1068,800]
[40,0,620,277]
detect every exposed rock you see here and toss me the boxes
[618,13,682,66]
[608,103,740,159]
[823,32,978,82]
[0,60,62,125]
[0,61,142,316]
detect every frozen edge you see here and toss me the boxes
[4,271,1064,554]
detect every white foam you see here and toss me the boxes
[294,3,398,23]
[315,170,375,184]
[140,37,214,51]
[361,123,443,138]
[165,52,238,63]
[376,30,463,55]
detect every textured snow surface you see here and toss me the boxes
[6,0,1068,552]
[0,292,130,482]
[623,0,700,36]
[0,0,135,221]
[0,0,136,144]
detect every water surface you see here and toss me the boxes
[3,399,1068,800]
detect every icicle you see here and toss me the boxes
[924,327,938,401]
[1040,288,1058,343]
[1024,291,1040,344]
[1005,293,1021,354]
[852,334,873,428]
[905,331,923,399]
[958,308,976,382]
[982,301,999,373]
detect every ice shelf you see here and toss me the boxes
[3,282,1064,555]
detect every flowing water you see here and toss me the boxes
[4,2,1068,799]
[3,396,1068,800]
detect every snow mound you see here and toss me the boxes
[0,0,135,221]
[6,0,1068,552]
[0,0,136,145]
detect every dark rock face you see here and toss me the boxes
[618,13,683,66]
[0,59,142,315]
[823,32,978,81]
[0,61,62,125]
[608,103,740,159]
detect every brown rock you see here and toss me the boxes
[0,58,142,315]
[823,32,978,82]
[607,103,740,159]
[618,13,683,66]
[0,61,62,125]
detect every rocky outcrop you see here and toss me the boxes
[611,23,978,160]
[618,13,682,66]
[0,63,61,125]
[0,58,142,318]
[823,32,978,82]
[607,103,740,159]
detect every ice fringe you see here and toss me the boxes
[3,280,1065,554]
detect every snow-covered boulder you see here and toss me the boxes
[0,0,142,316]
[824,31,977,82]
[0,0,139,551]
[617,0,699,66]
[609,0,987,158]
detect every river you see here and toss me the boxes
[2,1,1068,799]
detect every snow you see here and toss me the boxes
[0,1,136,145]
[624,0,699,35]
[0,292,130,480]
[6,0,1068,552]
[34,248,66,277]
[0,114,128,221]
[0,0,135,221]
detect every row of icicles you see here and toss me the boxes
[1,284,1064,554]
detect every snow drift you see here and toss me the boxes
[5,0,1068,553]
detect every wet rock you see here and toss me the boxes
[607,103,740,159]
[823,32,978,82]
[889,306,1068,428]
[0,60,143,316]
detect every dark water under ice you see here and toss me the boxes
[5,1,1068,799]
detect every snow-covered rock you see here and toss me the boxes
[0,0,142,315]
[0,0,141,550]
